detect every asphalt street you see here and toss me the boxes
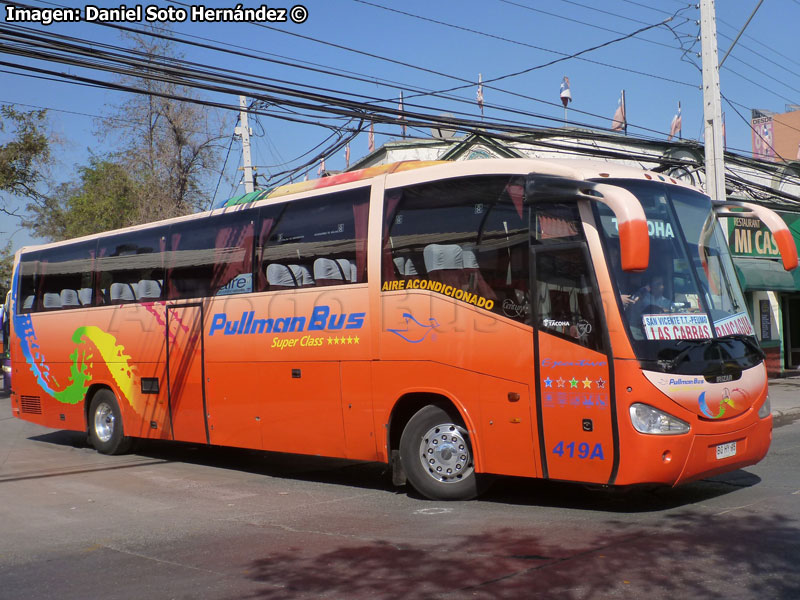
[1,379,799,599]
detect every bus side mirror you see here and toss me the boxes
[714,201,798,271]
[590,183,650,272]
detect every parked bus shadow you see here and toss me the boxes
[236,512,800,599]
[28,430,90,447]
[27,431,758,510]
[481,469,760,513]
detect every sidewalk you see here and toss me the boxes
[767,375,800,421]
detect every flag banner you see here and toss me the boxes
[722,112,726,151]
[611,91,625,131]
[477,73,484,115]
[368,122,375,153]
[317,157,326,176]
[560,76,572,107]
[668,103,682,141]
[345,144,350,168]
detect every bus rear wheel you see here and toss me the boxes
[399,404,482,500]
[88,390,132,455]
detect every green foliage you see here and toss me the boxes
[25,159,138,241]
[0,105,49,201]
[0,241,13,297]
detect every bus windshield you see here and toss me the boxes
[594,179,758,371]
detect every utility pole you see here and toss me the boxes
[700,0,726,202]
[236,95,254,194]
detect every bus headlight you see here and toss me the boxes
[2,365,10,374]
[758,395,771,419]
[630,403,690,435]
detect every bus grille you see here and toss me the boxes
[20,395,42,415]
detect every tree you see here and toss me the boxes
[0,106,51,292]
[101,27,226,221]
[0,105,50,216]
[0,240,14,297]
[24,158,138,241]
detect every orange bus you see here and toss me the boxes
[8,158,797,500]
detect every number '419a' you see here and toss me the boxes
[552,441,604,460]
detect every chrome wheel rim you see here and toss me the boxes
[418,423,473,483]
[94,402,114,443]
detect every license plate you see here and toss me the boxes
[716,441,737,460]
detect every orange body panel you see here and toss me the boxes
[536,332,614,484]
[167,305,207,444]
[611,358,771,486]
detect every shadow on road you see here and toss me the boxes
[29,428,756,514]
[236,512,800,599]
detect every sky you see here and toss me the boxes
[2,0,800,251]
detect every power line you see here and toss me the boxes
[0,18,696,143]
[495,0,693,52]
[10,0,700,140]
[340,0,697,89]
[5,1,795,191]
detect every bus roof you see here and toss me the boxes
[15,158,698,256]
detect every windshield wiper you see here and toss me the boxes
[717,333,766,359]
[658,339,714,372]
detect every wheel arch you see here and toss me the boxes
[386,391,480,485]
[82,383,115,430]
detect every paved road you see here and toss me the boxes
[1,383,799,600]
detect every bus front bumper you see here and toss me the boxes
[672,417,772,486]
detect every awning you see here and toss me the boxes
[734,257,798,292]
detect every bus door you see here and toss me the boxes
[532,204,617,485]
[166,303,209,444]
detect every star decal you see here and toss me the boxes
[556,377,566,388]
[596,377,606,389]
[569,377,578,389]
[544,377,553,388]
[582,377,593,389]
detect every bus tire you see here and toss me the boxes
[88,390,132,455]
[399,404,482,500]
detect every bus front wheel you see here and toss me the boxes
[399,404,482,500]
[88,390,132,455]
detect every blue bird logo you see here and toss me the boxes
[388,313,439,343]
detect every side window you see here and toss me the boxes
[166,210,256,300]
[258,187,369,291]
[533,204,604,351]
[382,176,529,322]
[532,202,583,244]
[20,243,96,312]
[97,228,167,304]
[17,252,39,314]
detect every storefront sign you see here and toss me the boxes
[729,211,800,259]
[760,300,771,341]
[752,116,776,162]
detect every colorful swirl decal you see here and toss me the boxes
[12,268,142,413]
[15,316,141,413]
[698,388,738,419]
